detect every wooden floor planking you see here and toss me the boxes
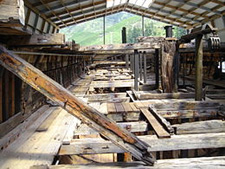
[0,108,79,169]
[140,109,170,138]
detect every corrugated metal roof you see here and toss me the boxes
[25,0,225,29]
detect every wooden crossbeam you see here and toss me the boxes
[31,157,225,169]
[59,132,225,155]
[0,45,155,165]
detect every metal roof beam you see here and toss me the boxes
[149,6,198,24]
[58,4,126,28]
[40,0,90,14]
[173,0,222,15]
[47,0,106,19]
[52,6,106,23]
[32,0,58,7]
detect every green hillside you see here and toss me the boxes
[60,12,186,46]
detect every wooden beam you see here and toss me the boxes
[0,45,155,165]
[134,92,195,100]
[173,120,225,135]
[141,109,170,138]
[0,67,4,123]
[31,157,225,168]
[79,43,160,52]
[195,35,203,101]
[59,132,225,155]
[74,121,148,136]
[7,34,65,46]
[0,0,25,27]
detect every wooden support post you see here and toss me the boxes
[125,54,129,69]
[0,45,155,165]
[122,27,127,44]
[134,50,139,91]
[183,55,186,86]
[103,16,106,45]
[139,52,143,81]
[143,51,147,84]
[155,49,159,89]
[130,54,134,74]
[195,35,203,101]
[142,16,145,36]
[0,67,4,123]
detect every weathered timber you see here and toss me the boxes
[134,50,139,91]
[79,43,160,52]
[7,34,65,46]
[161,41,177,92]
[0,0,25,27]
[149,106,174,133]
[90,80,134,88]
[36,107,61,132]
[31,156,225,169]
[141,109,170,138]
[173,120,225,135]
[0,105,50,150]
[74,121,148,136]
[134,92,195,100]
[195,35,203,101]
[0,46,155,165]
[152,101,221,111]
[158,109,218,119]
[59,132,225,155]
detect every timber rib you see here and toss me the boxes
[0,45,155,165]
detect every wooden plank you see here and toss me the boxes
[141,109,170,138]
[59,132,225,155]
[0,0,25,26]
[7,33,65,46]
[0,108,78,169]
[74,121,148,136]
[36,107,61,132]
[0,67,4,123]
[0,105,50,150]
[0,45,155,165]
[149,106,174,133]
[136,92,195,100]
[129,103,140,113]
[122,103,133,113]
[107,103,117,114]
[157,109,218,119]
[173,120,225,135]
[79,43,160,52]
[37,156,225,169]
[153,101,221,111]
[115,103,125,113]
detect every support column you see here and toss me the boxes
[195,35,203,101]
[139,52,143,81]
[103,16,106,45]
[142,16,145,36]
[155,49,159,89]
[143,51,147,84]
[134,50,139,91]
[122,27,127,43]
[125,54,129,69]
[130,54,134,73]
[183,55,186,86]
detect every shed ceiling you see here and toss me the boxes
[24,0,225,29]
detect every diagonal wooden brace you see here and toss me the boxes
[0,45,155,165]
